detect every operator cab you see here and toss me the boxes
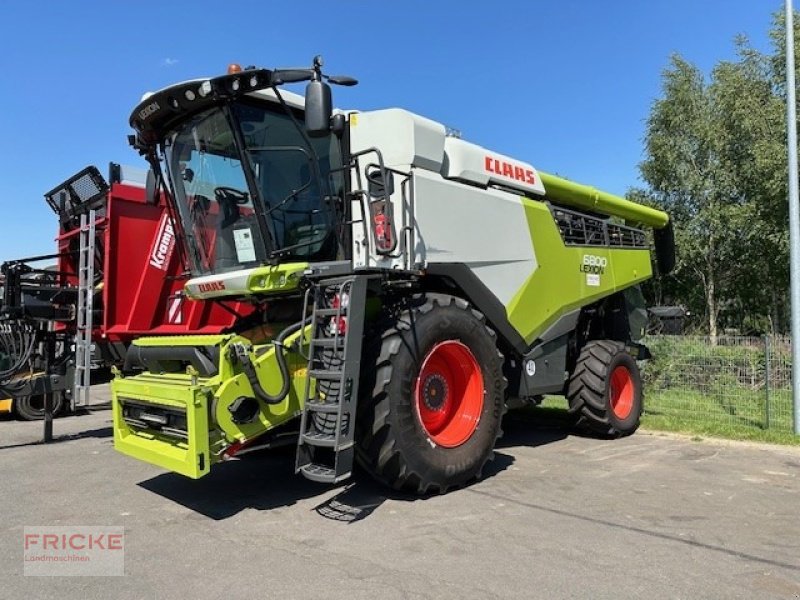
[128,60,351,281]
[164,98,343,275]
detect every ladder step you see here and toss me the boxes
[298,463,351,484]
[296,276,366,485]
[314,308,347,318]
[310,337,345,348]
[306,398,341,415]
[305,399,341,413]
[309,369,343,380]
[301,432,353,449]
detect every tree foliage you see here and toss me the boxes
[639,13,793,336]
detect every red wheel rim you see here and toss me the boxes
[414,341,484,448]
[609,365,634,420]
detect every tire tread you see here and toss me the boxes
[356,294,505,494]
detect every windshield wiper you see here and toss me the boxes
[222,105,278,257]
[269,231,333,260]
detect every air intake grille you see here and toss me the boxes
[552,206,648,249]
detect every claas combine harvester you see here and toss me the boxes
[113,57,674,493]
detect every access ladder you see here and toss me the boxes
[72,209,96,410]
[296,275,369,483]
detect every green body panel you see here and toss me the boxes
[184,262,308,300]
[506,199,654,344]
[131,334,231,347]
[244,262,308,295]
[539,171,669,229]
[112,327,311,478]
[213,332,309,443]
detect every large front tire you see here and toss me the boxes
[356,295,505,494]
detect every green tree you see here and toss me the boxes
[641,56,739,341]
[711,37,787,333]
[640,18,791,338]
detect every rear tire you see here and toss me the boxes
[356,295,505,494]
[567,340,642,437]
[14,393,65,421]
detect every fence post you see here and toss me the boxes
[764,334,771,430]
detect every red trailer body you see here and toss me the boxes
[0,164,254,420]
[54,165,252,347]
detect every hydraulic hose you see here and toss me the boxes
[0,321,37,384]
[231,317,309,405]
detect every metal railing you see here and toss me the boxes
[641,335,793,433]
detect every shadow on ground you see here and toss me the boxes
[311,450,518,523]
[139,446,338,520]
[498,405,574,449]
[138,407,579,522]
[0,425,113,450]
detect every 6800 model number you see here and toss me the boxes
[579,254,607,275]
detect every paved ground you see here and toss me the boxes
[1,384,800,599]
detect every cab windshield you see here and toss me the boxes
[164,100,341,276]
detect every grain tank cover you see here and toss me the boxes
[349,109,446,171]
[442,137,546,197]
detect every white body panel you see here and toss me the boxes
[442,137,546,196]
[346,107,541,295]
[118,165,147,187]
[412,169,537,305]
[348,109,447,271]
[349,108,447,171]
[184,269,254,299]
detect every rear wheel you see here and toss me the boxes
[567,340,642,436]
[14,393,65,421]
[356,295,505,494]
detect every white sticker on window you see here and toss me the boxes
[586,273,600,287]
[233,228,256,263]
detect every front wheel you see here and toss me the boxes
[567,340,643,437]
[356,295,505,495]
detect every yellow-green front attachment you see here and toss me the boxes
[113,372,215,478]
[112,330,309,479]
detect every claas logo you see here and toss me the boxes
[198,281,226,293]
[484,156,536,185]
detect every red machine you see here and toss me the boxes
[0,163,251,419]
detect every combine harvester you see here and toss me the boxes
[0,165,249,420]
[113,57,674,493]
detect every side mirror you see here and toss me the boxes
[305,79,332,137]
[145,168,159,205]
[331,113,346,137]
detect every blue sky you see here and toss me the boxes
[0,0,776,261]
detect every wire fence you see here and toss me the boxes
[641,335,794,433]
